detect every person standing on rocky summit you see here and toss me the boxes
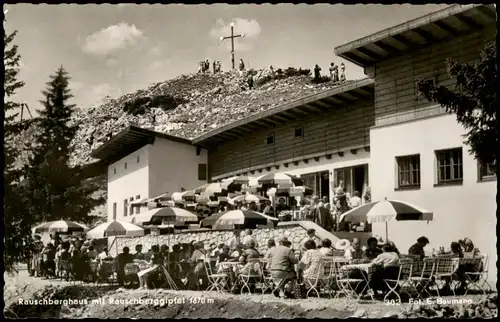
[329,63,335,80]
[314,64,321,80]
[239,59,245,71]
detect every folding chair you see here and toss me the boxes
[382,258,413,302]
[58,259,73,281]
[408,257,435,299]
[204,259,228,292]
[303,257,326,298]
[335,261,371,301]
[464,254,492,295]
[260,260,274,294]
[326,257,348,299]
[433,257,460,296]
[238,258,262,294]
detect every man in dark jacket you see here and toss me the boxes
[268,237,298,299]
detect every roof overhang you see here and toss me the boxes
[334,4,496,68]
[90,125,193,163]
[193,78,375,147]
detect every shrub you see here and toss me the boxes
[311,75,331,84]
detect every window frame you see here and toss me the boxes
[395,154,421,190]
[113,202,117,220]
[415,77,437,101]
[294,127,303,138]
[124,199,128,216]
[435,147,463,186]
[266,134,275,145]
[478,160,497,182]
[198,163,207,181]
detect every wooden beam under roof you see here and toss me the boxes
[455,13,484,31]
[342,51,371,67]
[313,99,332,109]
[356,47,385,60]
[431,21,459,35]
[324,95,349,105]
[412,28,438,43]
[391,34,415,48]
[281,110,303,119]
[372,41,400,54]
[302,103,325,113]
[475,5,496,20]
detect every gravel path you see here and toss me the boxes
[4,267,496,319]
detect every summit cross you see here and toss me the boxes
[220,22,245,70]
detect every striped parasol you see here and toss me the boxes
[212,210,270,228]
[86,220,145,238]
[130,207,198,226]
[339,199,433,240]
[33,220,89,234]
[258,173,303,187]
[181,190,198,201]
[229,194,270,204]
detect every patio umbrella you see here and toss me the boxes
[258,173,303,187]
[181,190,198,201]
[33,220,89,234]
[86,220,145,254]
[195,183,225,196]
[172,192,184,203]
[339,199,433,240]
[150,192,175,202]
[130,207,198,226]
[130,197,149,207]
[200,212,225,228]
[229,194,270,204]
[212,210,269,228]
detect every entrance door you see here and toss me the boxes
[334,164,368,196]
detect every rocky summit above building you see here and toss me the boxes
[16,67,354,168]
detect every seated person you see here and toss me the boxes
[363,237,383,261]
[408,236,429,259]
[318,239,334,256]
[301,229,320,251]
[229,245,244,261]
[264,239,276,269]
[216,245,231,266]
[116,247,134,285]
[98,247,111,261]
[269,237,298,299]
[137,245,164,289]
[212,243,224,257]
[187,242,208,290]
[134,244,146,260]
[238,240,261,275]
[344,238,365,263]
[369,244,401,297]
[299,240,322,279]
[450,242,464,258]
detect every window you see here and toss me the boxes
[436,148,463,185]
[113,168,116,175]
[294,127,303,138]
[124,162,128,170]
[266,135,274,145]
[137,155,140,163]
[198,164,207,181]
[129,197,134,215]
[396,155,421,188]
[124,199,128,216]
[196,146,201,156]
[135,195,141,214]
[113,202,117,220]
[416,78,436,101]
[478,161,496,181]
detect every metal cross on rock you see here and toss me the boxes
[220,22,245,70]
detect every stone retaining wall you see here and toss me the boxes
[109,223,309,257]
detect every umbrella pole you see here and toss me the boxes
[385,222,388,242]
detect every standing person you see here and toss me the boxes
[239,59,245,71]
[217,61,222,73]
[350,191,362,208]
[206,59,210,73]
[247,74,254,90]
[188,242,208,290]
[268,237,298,299]
[340,62,346,81]
[333,64,339,82]
[275,198,290,216]
[313,64,321,80]
[263,201,274,217]
[134,244,146,260]
[242,229,258,248]
[299,199,310,221]
[30,235,44,277]
[213,60,217,74]
[227,230,241,250]
[197,61,203,73]
[329,63,335,80]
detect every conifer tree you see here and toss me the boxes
[3,29,33,274]
[23,66,105,225]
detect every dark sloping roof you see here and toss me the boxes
[193,78,375,147]
[334,4,496,68]
[91,125,193,162]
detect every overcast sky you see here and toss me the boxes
[5,3,448,113]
